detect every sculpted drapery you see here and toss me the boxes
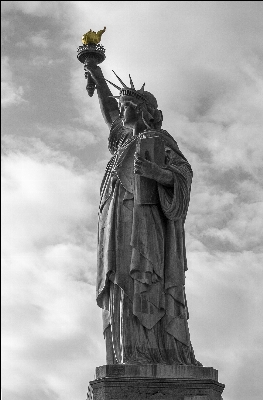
[96,118,200,365]
[83,61,200,365]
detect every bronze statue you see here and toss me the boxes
[84,51,201,366]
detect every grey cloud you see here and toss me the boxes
[205,167,253,193]
[233,352,263,400]
[1,1,62,18]
[2,388,59,400]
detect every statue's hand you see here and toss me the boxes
[134,152,160,180]
[84,60,104,84]
[134,152,174,186]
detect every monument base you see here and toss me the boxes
[88,364,225,400]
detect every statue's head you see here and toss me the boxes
[106,71,163,130]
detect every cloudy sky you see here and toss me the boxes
[1,1,263,400]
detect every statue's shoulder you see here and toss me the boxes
[158,129,178,147]
[155,129,192,171]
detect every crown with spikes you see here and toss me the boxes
[106,71,148,104]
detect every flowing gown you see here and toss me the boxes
[97,118,201,365]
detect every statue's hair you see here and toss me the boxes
[142,91,158,110]
[136,92,162,129]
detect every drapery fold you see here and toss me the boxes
[96,119,200,365]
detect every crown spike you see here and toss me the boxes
[138,83,145,93]
[112,70,128,88]
[105,79,122,91]
[108,95,121,99]
[129,74,135,89]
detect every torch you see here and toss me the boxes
[77,27,106,97]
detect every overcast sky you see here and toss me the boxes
[1,2,263,400]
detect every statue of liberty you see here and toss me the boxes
[85,59,201,366]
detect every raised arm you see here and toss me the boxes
[85,61,119,128]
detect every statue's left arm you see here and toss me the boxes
[134,146,193,220]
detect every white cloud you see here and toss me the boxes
[1,81,25,107]
[36,124,99,147]
[1,148,105,400]
[187,183,263,253]
[1,56,26,108]
[2,151,100,250]
[2,136,75,168]
[186,249,263,398]
[2,253,104,399]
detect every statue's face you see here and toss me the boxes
[119,100,140,128]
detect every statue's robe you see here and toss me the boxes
[97,118,200,365]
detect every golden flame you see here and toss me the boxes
[82,27,106,45]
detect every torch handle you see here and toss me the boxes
[86,71,96,97]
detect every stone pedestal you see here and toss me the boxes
[88,364,225,400]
